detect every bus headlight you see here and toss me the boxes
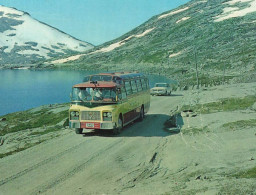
[107,112,112,118]
[103,112,112,121]
[70,111,79,120]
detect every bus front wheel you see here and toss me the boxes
[113,116,123,135]
[75,128,83,134]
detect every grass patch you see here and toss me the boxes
[29,126,63,136]
[233,166,256,179]
[181,95,256,114]
[181,126,210,135]
[223,119,256,130]
[0,105,68,136]
[0,142,44,159]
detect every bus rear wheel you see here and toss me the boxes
[138,106,144,122]
[113,117,123,135]
[75,128,83,134]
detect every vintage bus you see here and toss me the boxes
[69,72,150,134]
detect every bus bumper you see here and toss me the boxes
[69,121,116,130]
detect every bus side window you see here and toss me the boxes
[83,76,90,82]
[121,87,127,99]
[145,79,149,89]
[141,79,147,90]
[125,81,132,95]
[137,79,142,92]
[131,80,137,94]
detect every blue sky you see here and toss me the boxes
[1,0,190,45]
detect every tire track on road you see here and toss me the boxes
[32,138,124,195]
[0,138,90,186]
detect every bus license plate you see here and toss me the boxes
[86,123,94,128]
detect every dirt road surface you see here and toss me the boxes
[0,90,255,195]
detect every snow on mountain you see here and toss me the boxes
[0,5,94,66]
[51,0,256,85]
[214,0,256,22]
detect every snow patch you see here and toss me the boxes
[52,27,155,64]
[92,28,155,53]
[0,5,23,18]
[0,5,93,60]
[51,54,86,64]
[135,28,155,38]
[176,17,191,23]
[158,7,189,19]
[215,0,256,22]
[169,51,182,58]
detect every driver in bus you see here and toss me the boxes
[78,89,89,101]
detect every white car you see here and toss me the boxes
[150,83,171,96]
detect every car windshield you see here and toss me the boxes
[155,83,168,87]
[71,87,117,103]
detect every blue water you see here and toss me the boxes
[0,69,175,116]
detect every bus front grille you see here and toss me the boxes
[81,111,101,121]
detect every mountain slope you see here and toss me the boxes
[52,0,256,84]
[0,5,94,67]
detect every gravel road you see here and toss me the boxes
[0,95,183,195]
[1,88,255,195]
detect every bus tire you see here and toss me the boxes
[113,116,123,135]
[75,128,83,134]
[138,106,144,122]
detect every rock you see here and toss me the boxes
[169,115,177,127]
[0,137,4,146]
[183,86,188,91]
[191,113,197,117]
[250,102,256,111]
[181,110,195,117]
[195,175,201,180]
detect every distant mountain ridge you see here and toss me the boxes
[51,0,256,84]
[0,5,94,67]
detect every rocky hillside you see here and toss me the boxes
[0,5,94,68]
[51,0,256,84]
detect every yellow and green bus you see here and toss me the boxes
[69,72,150,134]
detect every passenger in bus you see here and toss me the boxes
[94,89,103,100]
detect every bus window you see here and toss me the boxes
[141,79,147,90]
[145,79,149,89]
[83,76,90,82]
[91,75,112,82]
[125,81,132,95]
[137,79,142,92]
[121,87,127,99]
[113,76,122,84]
[131,80,137,93]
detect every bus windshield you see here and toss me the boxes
[71,87,117,103]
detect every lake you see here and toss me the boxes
[0,69,175,116]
